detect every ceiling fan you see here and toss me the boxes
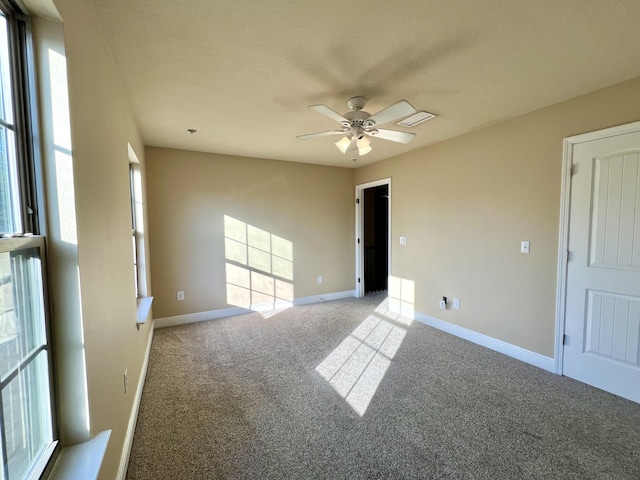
[297,96,417,156]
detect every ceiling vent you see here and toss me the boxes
[396,111,437,128]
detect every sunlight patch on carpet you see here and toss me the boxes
[316,277,415,415]
[316,310,407,416]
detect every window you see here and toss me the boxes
[129,149,152,326]
[0,8,20,235]
[129,163,139,298]
[0,238,54,479]
[0,3,56,479]
[0,5,37,235]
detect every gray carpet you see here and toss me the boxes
[126,294,640,479]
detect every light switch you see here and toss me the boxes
[400,236,407,246]
[521,241,530,254]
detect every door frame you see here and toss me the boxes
[555,120,640,375]
[355,177,391,298]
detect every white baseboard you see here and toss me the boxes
[414,312,555,372]
[294,290,357,306]
[154,306,251,328]
[154,290,358,328]
[116,323,155,480]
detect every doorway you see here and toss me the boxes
[356,178,391,297]
[558,121,640,403]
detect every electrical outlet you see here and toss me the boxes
[317,276,323,284]
[177,290,184,301]
[123,369,128,394]
[453,298,460,309]
[521,241,530,254]
[439,297,447,310]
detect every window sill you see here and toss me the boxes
[136,296,154,329]
[48,430,111,480]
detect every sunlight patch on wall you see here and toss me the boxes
[316,277,415,416]
[49,48,76,246]
[375,276,415,326]
[54,152,76,245]
[224,215,294,316]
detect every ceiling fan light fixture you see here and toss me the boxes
[301,97,418,158]
[356,134,372,155]
[356,134,370,148]
[335,135,353,154]
[358,145,372,155]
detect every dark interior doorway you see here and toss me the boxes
[363,184,389,294]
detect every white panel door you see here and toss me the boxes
[563,128,640,403]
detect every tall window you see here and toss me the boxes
[0,3,56,479]
[129,163,139,298]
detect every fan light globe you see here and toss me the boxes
[358,145,372,155]
[356,135,370,148]
[335,136,353,154]
[356,134,372,155]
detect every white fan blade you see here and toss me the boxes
[366,100,417,126]
[297,130,346,140]
[309,104,349,123]
[368,128,416,144]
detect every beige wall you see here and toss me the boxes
[49,1,153,479]
[33,13,91,447]
[356,77,640,357]
[146,147,355,319]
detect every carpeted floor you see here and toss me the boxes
[126,294,640,479]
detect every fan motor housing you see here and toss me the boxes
[347,96,367,111]
[343,110,379,136]
[344,110,370,124]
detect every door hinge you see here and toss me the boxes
[563,334,568,345]
[570,164,577,176]
[358,278,361,283]
[356,198,360,204]
[566,250,572,263]
[357,238,360,244]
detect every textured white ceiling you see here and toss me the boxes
[91,0,640,167]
